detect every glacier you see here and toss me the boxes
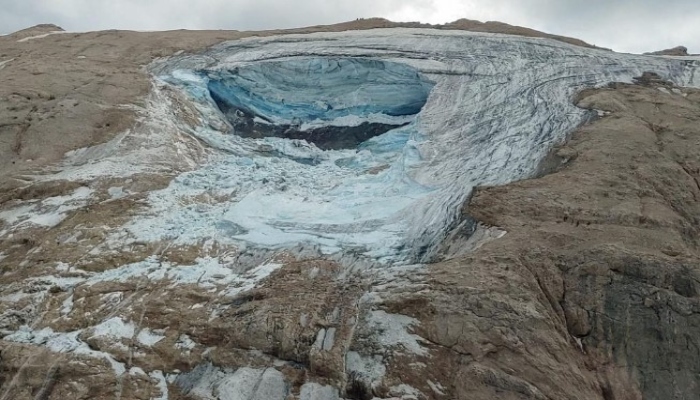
[123,28,700,266]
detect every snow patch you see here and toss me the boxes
[427,380,446,395]
[345,351,386,390]
[17,31,66,42]
[299,382,340,400]
[60,291,74,316]
[4,326,126,375]
[108,186,126,199]
[82,256,281,295]
[389,383,423,399]
[150,370,169,400]
[367,310,427,355]
[175,364,288,400]
[137,328,165,346]
[175,334,197,351]
[0,58,14,70]
[90,316,135,340]
[0,186,93,233]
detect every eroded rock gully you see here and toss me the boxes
[1,22,700,400]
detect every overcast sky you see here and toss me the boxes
[1,0,698,54]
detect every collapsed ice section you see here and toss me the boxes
[134,28,700,265]
[208,58,432,123]
[206,58,434,150]
[204,58,433,150]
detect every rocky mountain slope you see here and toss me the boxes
[0,19,699,400]
[645,46,691,56]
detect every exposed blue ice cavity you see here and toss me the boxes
[206,58,434,126]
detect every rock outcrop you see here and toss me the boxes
[5,24,65,41]
[1,19,700,400]
[645,46,690,56]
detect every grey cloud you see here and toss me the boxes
[0,0,698,54]
[391,0,700,53]
[473,0,700,53]
[0,0,413,33]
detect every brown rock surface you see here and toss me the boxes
[1,19,699,400]
[645,46,690,56]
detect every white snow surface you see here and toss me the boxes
[5,326,127,375]
[345,351,386,388]
[137,328,165,346]
[90,316,135,340]
[82,256,282,297]
[0,186,93,235]
[150,370,170,400]
[175,365,288,400]
[175,334,197,351]
[299,382,340,400]
[131,28,700,265]
[366,310,427,356]
[0,58,13,70]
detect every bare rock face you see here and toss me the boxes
[1,20,700,400]
[645,46,690,56]
[460,81,700,399]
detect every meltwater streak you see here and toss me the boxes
[135,28,700,265]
